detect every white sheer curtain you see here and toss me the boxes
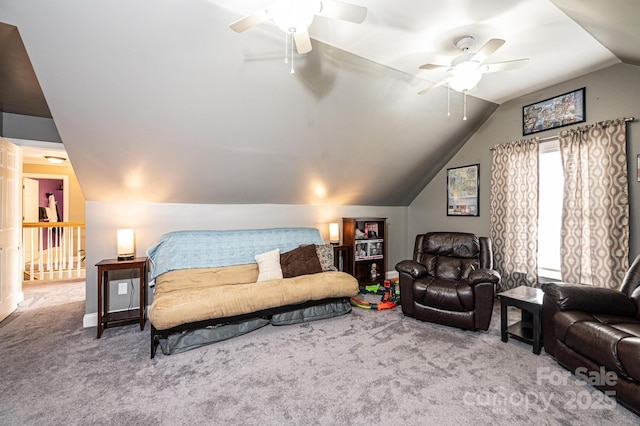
[559,118,630,289]
[490,138,539,291]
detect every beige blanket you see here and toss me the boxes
[149,264,358,330]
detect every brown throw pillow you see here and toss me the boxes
[280,244,323,278]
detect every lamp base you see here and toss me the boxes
[117,255,135,261]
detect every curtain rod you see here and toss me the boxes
[490,117,635,150]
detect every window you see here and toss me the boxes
[538,139,563,280]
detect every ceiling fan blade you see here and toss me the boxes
[417,78,449,95]
[483,58,529,73]
[471,38,505,63]
[418,63,450,71]
[318,0,367,24]
[293,29,313,54]
[229,9,270,33]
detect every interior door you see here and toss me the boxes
[0,138,23,322]
[22,177,39,222]
[22,177,39,268]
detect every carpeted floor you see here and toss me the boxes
[0,281,638,425]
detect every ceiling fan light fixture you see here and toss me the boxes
[448,61,483,92]
[268,0,320,34]
[44,155,66,164]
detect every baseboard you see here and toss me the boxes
[83,312,97,328]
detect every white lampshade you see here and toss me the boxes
[117,229,135,261]
[269,0,320,33]
[448,61,483,92]
[329,222,340,244]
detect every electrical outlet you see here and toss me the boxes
[118,282,128,295]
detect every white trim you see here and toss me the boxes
[83,312,97,328]
[5,138,64,150]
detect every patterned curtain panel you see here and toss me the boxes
[559,118,630,289]
[490,138,539,291]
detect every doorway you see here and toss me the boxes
[21,169,85,282]
[22,174,69,222]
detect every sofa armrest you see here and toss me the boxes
[541,282,637,316]
[395,260,428,279]
[468,269,500,286]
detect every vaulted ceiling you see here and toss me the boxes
[1,0,639,206]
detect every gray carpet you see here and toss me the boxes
[0,281,638,426]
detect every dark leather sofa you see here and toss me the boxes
[541,254,640,415]
[395,232,500,331]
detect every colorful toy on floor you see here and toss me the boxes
[351,279,400,311]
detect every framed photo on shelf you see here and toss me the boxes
[447,164,479,217]
[363,222,379,238]
[355,239,384,260]
[523,87,585,135]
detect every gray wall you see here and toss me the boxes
[409,63,640,261]
[1,113,61,142]
[83,201,408,321]
[82,63,640,324]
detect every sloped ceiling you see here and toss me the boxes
[0,23,50,118]
[0,0,638,206]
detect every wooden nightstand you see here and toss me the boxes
[333,245,352,274]
[96,257,148,338]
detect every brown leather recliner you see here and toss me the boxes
[541,254,640,415]
[395,232,501,331]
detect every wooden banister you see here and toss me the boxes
[22,222,86,281]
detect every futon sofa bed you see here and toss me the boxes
[147,227,358,358]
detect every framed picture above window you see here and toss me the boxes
[447,164,479,216]
[523,87,585,135]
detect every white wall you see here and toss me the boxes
[409,63,640,261]
[83,201,408,320]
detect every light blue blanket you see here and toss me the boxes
[147,228,324,279]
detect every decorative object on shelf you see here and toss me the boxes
[447,164,479,216]
[523,87,585,135]
[355,239,383,260]
[329,222,340,245]
[369,263,379,281]
[117,228,135,261]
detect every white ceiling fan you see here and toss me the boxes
[417,36,529,95]
[229,0,367,56]
[417,36,528,120]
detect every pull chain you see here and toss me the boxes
[463,91,468,121]
[284,32,289,64]
[290,31,295,74]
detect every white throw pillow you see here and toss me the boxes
[255,248,284,282]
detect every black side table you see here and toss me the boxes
[497,285,544,355]
[96,257,148,338]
